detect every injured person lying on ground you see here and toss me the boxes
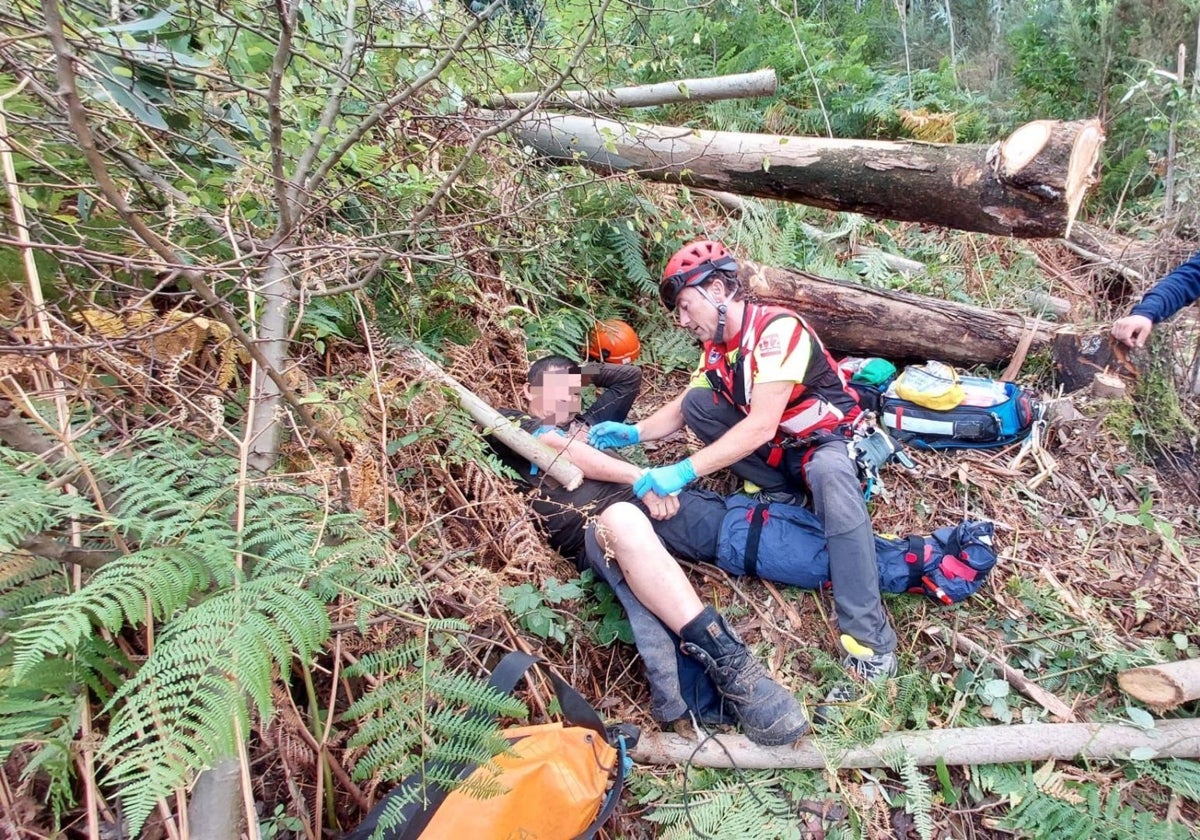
[487,354,998,738]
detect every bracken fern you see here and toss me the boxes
[0,427,417,833]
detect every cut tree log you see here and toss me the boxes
[1118,659,1200,712]
[478,69,777,111]
[1051,325,1143,392]
[402,348,583,491]
[510,113,1104,238]
[740,259,1054,367]
[631,719,1200,769]
[1026,290,1071,319]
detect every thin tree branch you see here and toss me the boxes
[306,254,385,297]
[285,0,360,228]
[43,0,351,506]
[11,537,116,570]
[266,0,301,232]
[300,0,504,200]
[405,0,615,233]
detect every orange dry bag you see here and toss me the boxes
[345,652,637,840]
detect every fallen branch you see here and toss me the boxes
[401,348,584,491]
[1025,290,1071,319]
[925,626,1075,721]
[1119,659,1200,712]
[850,244,926,276]
[477,69,777,111]
[631,719,1200,769]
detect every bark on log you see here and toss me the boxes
[479,69,777,111]
[510,113,1104,238]
[741,259,1054,367]
[631,719,1200,769]
[402,348,583,491]
[1051,325,1144,392]
[1119,659,1200,711]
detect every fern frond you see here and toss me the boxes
[641,327,700,374]
[599,220,654,295]
[10,549,211,680]
[0,554,64,618]
[1144,758,1200,804]
[898,752,935,840]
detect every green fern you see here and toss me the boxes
[641,326,701,374]
[645,774,801,840]
[525,307,591,361]
[1144,758,1200,804]
[342,642,537,838]
[896,751,934,840]
[980,762,1194,840]
[0,427,413,834]
[599,219,654,295]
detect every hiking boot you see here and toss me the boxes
[814,648,898,726]
[679,607,809,745]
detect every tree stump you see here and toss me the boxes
[1051,325,1142,392]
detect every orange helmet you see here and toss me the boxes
[660,239,739,310]
[585,319,640,364]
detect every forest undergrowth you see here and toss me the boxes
[249,212,1200,839]
[4,1,1200,837]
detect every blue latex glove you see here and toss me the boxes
[588,421,640,450]
[633,458,697,498]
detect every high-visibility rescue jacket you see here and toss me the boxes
[697,303,860,438]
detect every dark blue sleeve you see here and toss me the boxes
[1131,251,1200,323]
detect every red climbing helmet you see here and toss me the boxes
[585,319,641,364]
[660,239,739,310]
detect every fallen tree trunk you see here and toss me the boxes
[741,259,1054,367]
[478,69,777,111]
[632,719,1200,769]
[850,244,926,276]
[402,348,584,491]
[1119,659,1200,711]
[510,113,1103,238]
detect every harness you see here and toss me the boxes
[699,303,862,470]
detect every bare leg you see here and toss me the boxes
[594,502,703,633]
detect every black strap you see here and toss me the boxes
[743,504,769,578]
[904,535,927,592]
[487,651,608,740]
[348,652,619,840]
[575,731,629,840]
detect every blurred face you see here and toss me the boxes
[675,282,722,343]
[526,370,582,425]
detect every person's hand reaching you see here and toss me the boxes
[588,421,640,449]
[633,459,697,498]
[1111,314,1154,348]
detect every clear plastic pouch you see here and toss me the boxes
[891,361,965,410]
